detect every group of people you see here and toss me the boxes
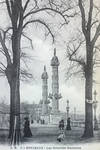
[57,117,71,142]
[23,116,71,142]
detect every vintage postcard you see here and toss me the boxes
[0,0,100,150]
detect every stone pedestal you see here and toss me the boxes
[40,115,50,124]
[49,112,66,125]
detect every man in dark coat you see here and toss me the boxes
[23,117,32,137]
[59,119,64,130]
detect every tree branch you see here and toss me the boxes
[67,37,86,69]
[0,48,5,56]
[0,62,6,69]
[65,61,84,80]
[0,30,12,65]
[87,0,93,31]
[92,23,100,46]
[0,69,5,76]
[0,66,5,72]
[23,19,54,42]
[23,7,68,24]
[3,27,12,42]
[23,0,30,13]
[22,33,34,50]
[94,45,100,52]
[91,20,99,28]
[78,0,87,37]
[20,68,34,82]
[67,39,85,59]
[69,56,85,67]
[5,0,12,19]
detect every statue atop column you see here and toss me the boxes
[49,48,62,114]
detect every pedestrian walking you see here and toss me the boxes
[59,119,64,130]
[66,117,71,130]
[23,117,32,137]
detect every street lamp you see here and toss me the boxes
[74,107,76,121]
[93,90,98,130]
[66,100,71,130]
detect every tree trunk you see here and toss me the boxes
[12,77,20,145]
[6,62,21,144]
[83,43,93,137]
[10,30,21,144]
[9,78,21,144]
[83,76,93,137]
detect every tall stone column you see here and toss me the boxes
[41,66,49,115]
[49,49,61,114]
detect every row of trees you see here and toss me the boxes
[0,0,100,144]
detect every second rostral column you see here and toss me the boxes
[41,66,49,115]
[49,48,61,113]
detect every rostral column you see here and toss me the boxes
[49,48,62,113]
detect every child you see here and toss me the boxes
[57,131,65,142]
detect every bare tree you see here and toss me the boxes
[66,0,100,137]
[0,28,33,142]
[0,0,75,144]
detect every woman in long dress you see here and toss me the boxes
[23,117,32,137]
[66,117,71,130]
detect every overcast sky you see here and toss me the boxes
[0,0,100,115]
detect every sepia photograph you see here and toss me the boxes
[0,0,100,150]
